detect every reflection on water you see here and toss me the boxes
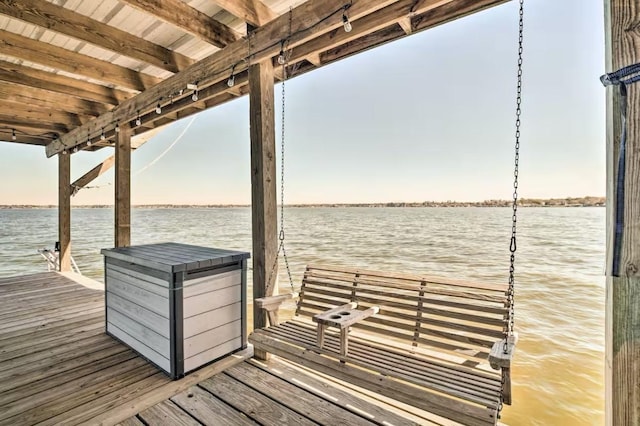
[0,207,604,425]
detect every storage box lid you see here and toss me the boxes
[101,242,250,273]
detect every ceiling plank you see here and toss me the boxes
[211,0,277,27]
[0,30,162,91]
[118,0,241,48]
[0,0,194,73]
[0,82,110,116]
[0,60,133,105]
[48,0,402,156]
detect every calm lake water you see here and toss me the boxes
[0,207,604,425]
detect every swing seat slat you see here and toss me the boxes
[249,265,515,426]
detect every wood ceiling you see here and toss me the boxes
[0,0,508,154]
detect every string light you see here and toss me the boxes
[62,149,67,155]
[135,111,141,126]
[115,122,120,133]
[155,101,162,114]
[11,129,16,141]
[101,128,106,141]
[227,65,236,88]
[73,147,78,153]
[87,133,91,146]
[277,42,286,65]
[191,90,199,101]
[342,12,352,32]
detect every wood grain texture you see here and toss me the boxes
[71,155,115,191]
[249,58,278,348]
[0,29,161,92]
[0,59,133,105]
[0,0,193,73]
[115,124,131,247]
[212,0,276,26]
[119,0,241,48]
[58,152,71,272]
[605,1,640,425]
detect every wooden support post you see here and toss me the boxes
[604,1,640,424]
[58,152,71,272]
[115,125,131,247]
[249,58,277,361]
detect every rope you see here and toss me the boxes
[601,63,640,276]
[74,116,197,193]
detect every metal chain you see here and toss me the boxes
[499,0,523,418]
[268,9,295,293]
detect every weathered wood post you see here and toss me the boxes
[115,124,131,247]
[604,0,640,424]
[249,56,278,360]
[58,152,71,272]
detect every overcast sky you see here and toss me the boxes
[0,0,605,205]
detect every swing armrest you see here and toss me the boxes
[255,292,299,313]
[489,333,518,370]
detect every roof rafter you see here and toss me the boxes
[0,0,194,73]
[0,82,110,117]
[118,0,241,48]
[0,130,50,145]
[0,116,69,134]
[47,0,402,156]
[211,0,277,27]
[0,29,162,91]
[0,102,86,127]
[0,60,133,106]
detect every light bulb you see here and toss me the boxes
[135,117,141,126]
[87,139,92,146]
[277,50,286,65]
[115,123,120,133]
[156,103,162,114]
[73,147,78,153]
[11,129,16,141]
[100,130,106,141]
[342,14,352,32]
[62,149,67,155]
[227,75,235,88]
[192,91,198,102]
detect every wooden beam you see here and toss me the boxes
[0,0,194,73]
[118,0,241,48]
[0,102,85,127]
[0,82,110,117]
[249,59,277,358]
[58,152,71,272]
[0,131,49,146]
[397,16,413,34]
[0,60,133,106]
[604,0,640,424]
[0,30,162,91]
[0,115,68,134]
[212,0,277,27]
[115,125,131,247]
[48,0,401,156]
[71,156,115,194]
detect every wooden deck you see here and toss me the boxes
[0,272,450,426]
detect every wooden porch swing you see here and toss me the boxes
[249,1,524,425]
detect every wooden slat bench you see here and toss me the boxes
[249,265,515,426]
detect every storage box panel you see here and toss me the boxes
[183,284,241,318]
[184,337,242,373]
[183,302,242,339]
[107,292,170,338]
[182,269,241,298]
[107,278,169,317]
[107,322,171,372]
[107,307,170,357]
[184,319,242,358]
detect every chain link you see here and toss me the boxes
[499,0,523,418]
[268,9,295,293]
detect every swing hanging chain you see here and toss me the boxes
[499,0,523,418]
[506,0,524,349]
[268,8,295,294]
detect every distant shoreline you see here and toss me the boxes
[0,197,606,209]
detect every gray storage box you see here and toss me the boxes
[101,242,250,379]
